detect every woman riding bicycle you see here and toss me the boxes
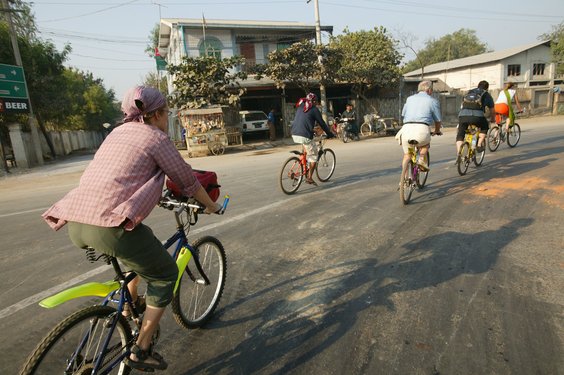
[290,92,335,185]
[42,86,221,372]
[494,82,523,132]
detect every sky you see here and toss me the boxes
[26,0,564,100]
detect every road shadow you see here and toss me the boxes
[182,218,533,374]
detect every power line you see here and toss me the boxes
[39,0,142,23]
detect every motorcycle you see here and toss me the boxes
[333,115,356,143]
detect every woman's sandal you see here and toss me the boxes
[124,344,168,371]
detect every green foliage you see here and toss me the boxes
[167,55,247,110]
[145,23,159,57]
[329,27,403,93]
[253,40,339,93]
[403,28,488,73]
[540,22,564,74]
[1,19,119,132]
[3,0,37,40]
[142,71,169,95]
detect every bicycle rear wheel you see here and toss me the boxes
[416,152,430,188]
[400,162,414,205]
[172,236,227,328]
[315,148,336,182]
[457,142,470,176]
[20,305,132,375]
[487,126,501,152]
[474,143,485,166]
[279,156,303,194]
[507,123,521,147]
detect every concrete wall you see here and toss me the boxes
[8,125,103,168]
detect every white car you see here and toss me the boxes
[238,110,269,133]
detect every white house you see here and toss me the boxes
[404,40,558,91]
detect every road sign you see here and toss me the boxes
[0,63,25,83]
[0,80,28,98]
[0,63,28,99]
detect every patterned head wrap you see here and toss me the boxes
[121,86,167,123]
[296,92,317,113]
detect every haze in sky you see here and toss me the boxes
[28,0,564,100]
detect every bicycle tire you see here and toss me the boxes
[279,156,303,194]
[457,142,470,176]
[360,123,372,137]
[507,123,521,147]
[315,148,336,182]
[474,142,486,166]
[487,126,501,152]
[342,132,350,143]
[171,236,227,328]
[20,305,132,375]
[416,152,430,188]
[400,162,414,205]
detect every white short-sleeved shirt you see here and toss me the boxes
[495,89,516,104]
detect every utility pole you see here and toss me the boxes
[1,0,43,165]
[309,0,328,122]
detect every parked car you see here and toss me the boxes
[238,110,269,133]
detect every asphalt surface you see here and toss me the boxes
[0,115,562,375]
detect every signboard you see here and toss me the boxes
[0,98,30,113]
[0,63,30,113]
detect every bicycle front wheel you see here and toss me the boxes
[416,152,430,188]
[400,162,414,205]
[315,148,336,182]
[507,123,521,147]
[487,126,501,152]
[279,156,303,194]
[457,142,470,176]
[20,305,132,375]
[360,123,372,137]
[172,236,227,328]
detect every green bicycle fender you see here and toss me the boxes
[39,280,120,308]
[174,247,193,294]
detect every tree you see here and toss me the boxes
[143,71,168,95]
[167,56,247,110]
[253,40,340,94]
[329,27,403,98]
[145,23,159,57]
[540,22,564,74]
[402,29,488,73]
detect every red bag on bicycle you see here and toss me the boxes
[166,170,221,202]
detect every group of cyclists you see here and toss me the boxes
[290,80,522,179]
[38,81,521,372]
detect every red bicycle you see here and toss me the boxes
[279,136,336,194]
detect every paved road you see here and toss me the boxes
[0,116,562,374]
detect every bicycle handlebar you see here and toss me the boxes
[159,194,230,215]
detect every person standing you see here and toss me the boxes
[42,86,222,372]
[398,80,442,171]
[267,108,277,141]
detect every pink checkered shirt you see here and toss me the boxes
[43,122,201,231]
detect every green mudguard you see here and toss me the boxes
[39,280,120,308]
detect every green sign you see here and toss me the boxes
[0,63,25,83]
[0,63,28,99]
[0,81,28,98]
[155,56,167,71]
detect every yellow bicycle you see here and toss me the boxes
[456,124,485,176]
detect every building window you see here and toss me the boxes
[276,42,291,51]
[199,37,223,59]
[507,64,521,76]
[533,63,545,76]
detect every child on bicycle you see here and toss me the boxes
[290,93,335,185]
[42,86,222,372]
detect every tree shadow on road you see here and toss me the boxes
[181,218,533,374]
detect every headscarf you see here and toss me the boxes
[121,86,167,123]
[296,92,317,113]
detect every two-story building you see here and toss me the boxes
[158,18,334,139]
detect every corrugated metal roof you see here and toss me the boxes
[160,18,332,31]
[404,40,551,77]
